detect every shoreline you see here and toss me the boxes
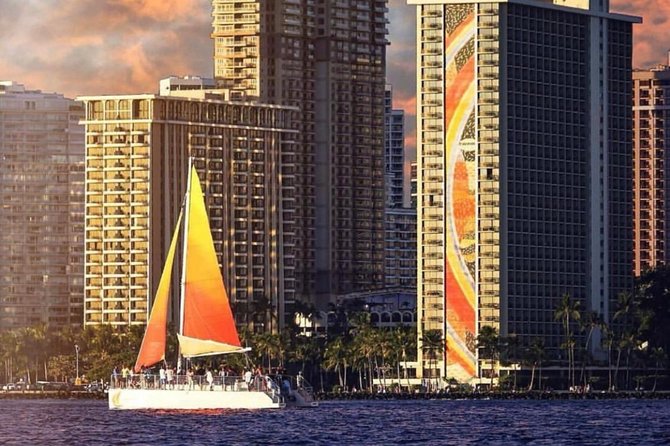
[2,389,670,401]
[0,390,106,400]
[317,390,670,401]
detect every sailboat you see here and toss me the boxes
[108,164,316,410]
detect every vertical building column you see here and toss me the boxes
[587,15,608,343]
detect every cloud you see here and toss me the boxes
[0,0,666,157]
[0,0,212,97]
[611,0,670,68]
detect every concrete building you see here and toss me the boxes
[212,0,389,310]
[633,60,670,276]
[385,207,417,290]
[410,0,638,383]
[159,76,217,97]
[79,91,298,332]
[0,81,85,330]
[385,84,406,209]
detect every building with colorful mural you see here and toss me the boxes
[409,0,639,384]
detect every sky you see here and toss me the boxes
[0,0,668,160]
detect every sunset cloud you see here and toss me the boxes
[610,0,670,68]
[0,0,212,97]
[0,0,666,160]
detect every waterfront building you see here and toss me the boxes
[159,76,217,97]
[385,84,406,209]
[212,0,389,310]
[79,91,298,332]
[633,60,670,276]
[385,207,417,290]
[410,0,638,383]
[0,81,85,330]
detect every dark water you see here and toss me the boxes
[0,399,669,445]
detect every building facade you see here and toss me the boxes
[410,161,417,209]
[410,0,637,383]
[212,0,388,310]
[0,81,85,330]
[385,207,417,289]
[633,62,670,276]
[79,93,297,332]
[385,84,406,208]
[159,76,217,97]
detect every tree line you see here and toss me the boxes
[0,310,417,393]
[475,266,670,391]
[2,265,670,392]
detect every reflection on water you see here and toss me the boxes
[0,399,669,445]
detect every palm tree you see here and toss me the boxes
[613,291,636,326]
[602,323,615,391]
[323,336,348,389]
[0,330,18,383]
[525,338,546,391]
[476,325,499,389]
[375,329,394,391]
[613,332,636,390]
[554,293,581,389]
[391,326,416,391]
[580,311,603,386]
[420,329,444,391]
[348,336,368,392]
[649,347,667,392]
[612,291,640,390]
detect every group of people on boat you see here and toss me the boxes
[111,363,304,395]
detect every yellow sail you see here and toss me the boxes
[178,166,243,357]
[134,210,183,372]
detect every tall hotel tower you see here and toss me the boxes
[0,82,85,330]
[410,0,638,382]
[212,0,389,309]
[79,93,297,331]
[633,61,670,276]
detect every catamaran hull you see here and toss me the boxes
[108,389,284,410]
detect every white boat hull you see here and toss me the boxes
[108,388,284,410]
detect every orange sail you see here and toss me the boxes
[134,210,183,372]
[177,166,243,357]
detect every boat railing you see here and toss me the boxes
[272,374,315,400]
[109,373,283,393]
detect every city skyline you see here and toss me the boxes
[1,0,666,159]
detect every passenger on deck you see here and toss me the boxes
[206,369,214,391]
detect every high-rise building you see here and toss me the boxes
[79,92,297,331]
[410,0,638,383]
[212,0,389,310]
[385,207,417,289]
[633,60,670,276]
[0,81,85,330]
[385,84,406,208]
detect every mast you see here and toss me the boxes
[179,156,193,337]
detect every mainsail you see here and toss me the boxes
[177,166,244,357]
[133,210,183,372]
[134,164,245,372]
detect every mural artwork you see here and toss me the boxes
[443,4,477,381]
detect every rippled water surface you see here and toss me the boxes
[1,399,669,445]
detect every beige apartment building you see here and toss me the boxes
[0,81,85,330]
[212,0,389,310]
[633,61,670,276]
[79,91,298,331]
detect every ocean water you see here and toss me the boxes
[0,398,668,445]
